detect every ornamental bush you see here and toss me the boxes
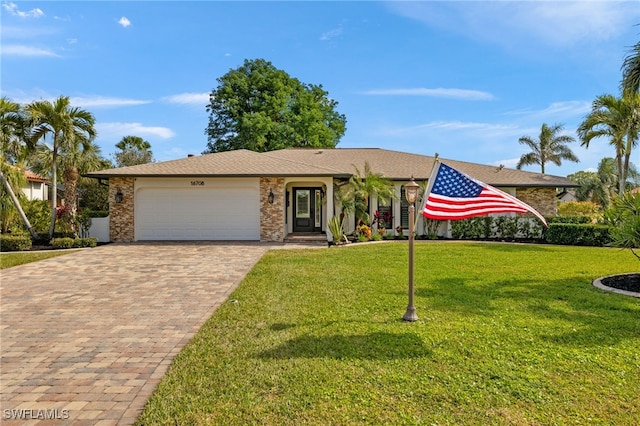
[544,223,612,247]
[0,234,32,252]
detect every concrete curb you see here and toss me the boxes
[592,273,640,298]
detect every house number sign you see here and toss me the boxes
[190,180,205,186]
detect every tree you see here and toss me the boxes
[516,123,579,173]
[30,137,103,236]
[204,58,346,153]
[0,97,38,239]
[114,135,153,167]
[568,158,619,209]
[347,162,396,226]
[577,93,640,197]
[622,39,640,96]
[27,96,96,239]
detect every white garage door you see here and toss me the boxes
[135,185,260,240]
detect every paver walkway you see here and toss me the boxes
[0,242,273,425]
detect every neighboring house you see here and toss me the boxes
[557,189,577,203]
[21,169,49,202]
[87,148,579,243]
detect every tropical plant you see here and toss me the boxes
[578,93,640,197]
[568,158,621,209]
[0,97,38,239]
[348,162,396,226]
[516,123,579,173]
[114,135,153,167]
[26,96,96,239]
[604,192,640,260]
[30,137,103,236]
[327,215,345,244]
[622,39,640,96]
[204,58,346,153]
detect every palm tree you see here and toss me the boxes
[577,93,640,197]
[30,138,103,235]
[114,135,153,167]
[622,39,640,96]
[26,96,96,239]
[516,123,579,174]
[0,97,38,239]
[348,162,397,225]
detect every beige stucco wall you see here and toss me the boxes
[260,177,285,242]
[516,187,557,217]
[109,177,135,242]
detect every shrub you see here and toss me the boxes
[558,201,601,219]
[50,237,75,249]
[76,237,98,248]
[548,216,591,224]
[50,237,98,249]
[0,234,32,252]
[605,192,640,260]
[545,223,612,247]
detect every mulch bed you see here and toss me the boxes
[601,273,640,293]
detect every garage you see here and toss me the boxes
[134,178,260,241]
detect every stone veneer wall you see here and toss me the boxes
[260,177,285,242]
[109,177,135,242]
[516,187,557,217]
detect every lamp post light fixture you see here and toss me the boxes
[403,177,420,322]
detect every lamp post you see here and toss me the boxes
[403,177,420,322]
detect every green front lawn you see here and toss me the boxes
[137,242,639,425]
[0,250,77,269]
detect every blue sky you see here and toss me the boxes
[2,1,639,177]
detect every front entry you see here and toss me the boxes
[293,188,322,232]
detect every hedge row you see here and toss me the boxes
[50,237,98,249]
[0,234,32,252]
[449,216,612,247]
[545,223,612,247]
[0,235,98,252]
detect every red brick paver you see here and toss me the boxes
[1,242,270,425]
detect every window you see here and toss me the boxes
[400,187,409,228]
[376,196,393,229]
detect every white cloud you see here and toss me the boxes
[3,2,44,18]
[70,96,151,108]
[1,44,59,57]
[387,1,637,49]
[97,122,175,140]
[118,16,131,28]
[507,101,592,119]
[320,26,343,41]
[162,92,209,105]
[361,88,494,101]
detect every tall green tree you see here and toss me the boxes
[516,123,579,174]
[114,135,153,167]
[27,96,96,239]
[622,39,640,96]
[204,58,346,153]
[0,97,38,239]
[577,93,640,197]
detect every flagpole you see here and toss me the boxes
[403,177,420,322]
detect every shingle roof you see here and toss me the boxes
[87,148,578,188]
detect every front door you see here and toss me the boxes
[293,188,322,232]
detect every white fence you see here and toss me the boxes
[88,216,110,242]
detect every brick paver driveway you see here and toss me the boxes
[1,242,271,425]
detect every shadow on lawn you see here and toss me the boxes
[417,275,640,347]
[257,331,431,360]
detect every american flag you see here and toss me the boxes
[421,161,547,226]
